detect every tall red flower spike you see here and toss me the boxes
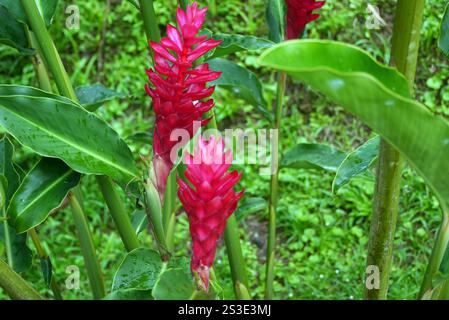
[286,0,325,40]
[177,136,244,291]
[145,2,222,199]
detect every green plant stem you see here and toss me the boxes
[162,172,177,251]
[208,0,217,16]
[28,228,63,300]
[419,210,449,297]
[22,0,137,281]
[364,0,424,300]
[138,0,161,45]
[0,259,42,300]
[69,195,106,299]
[96,176,140,252]
[265,72,286,300]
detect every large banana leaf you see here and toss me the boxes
[259,40,449,212]
[0,85,139,184]
[8,158,80,233]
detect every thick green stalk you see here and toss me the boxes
[364,0,424,300]
[70,195,106,299]
[0,259,42,300]
[208,0,217,16]
[29,228,63,300]
[265,72,286,300]
[22,0,137,272]
[419,209,449,297]
[162,172,177,251]
[138,0,161,45]
[96,176,140,252]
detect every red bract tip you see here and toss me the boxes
[286,0,325,40]
[177,136,244,291]
[145,2,222,200]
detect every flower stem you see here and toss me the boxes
[265,72,286,300]
[28,228,63,300]
[208,0,217,16]
[96,176,140,252]
[69,194,106,299]
[162,172,177,251]
[22,0,137,282]
[138,0,161,45]
[0,259,42,300]
[364,0,424,300]
[419,209,449,298]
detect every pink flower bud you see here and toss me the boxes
[286,0,325,39]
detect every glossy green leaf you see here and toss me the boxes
[8,158,81,233]
[0,0,59,26]
[202,29,274,59]
[235,197,267,220]
[208,58,271,121]
[332,136,380,192]
[104,289,152,300]
[75,84,125,112]
[0,85,139,184]
[131,210,148,235]
[0,5,32,54]
[112,248,163,291]
[439,3,449,58]
[266,0,286,43]
[0,136,20,202]
[152,268,195,300]
[260,40,449,212]
[0,137,32,273]
[281,143,347,172]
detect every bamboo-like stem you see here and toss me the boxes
[96,176,140,252]
[138,0,161,46]
[0,259,43,300]
[264,72,286,300]
[364,0,424,300]
[22,0,137,283]
[419,210,449,297]
[162,172,177,251]
[69,195,106,299]
[28,229,63,300]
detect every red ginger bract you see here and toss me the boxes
[177,136,244,291]
[145,2,221,199]
[286,0,325,39]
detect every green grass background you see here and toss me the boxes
[0,0,448,300]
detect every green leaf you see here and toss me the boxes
[0,85,139,184]
[0,136,20,203]
[332,136,380,192]
[40,257,52,286]
[259,40,449,213]
[104,289,152,300]
[439,3,449,58]
[0,137,32,273]
[0,5,33,54]
[131,210,148,235]
[0,0,59,26]
[112,248,163,291]
[152,268,195,300]
[266,0,286,43]
[208,58,271,121]
[281,143,347,172]
[202,29,274,59]
[75,84,125,112]
[235,197,267,220]
[8,158,81,233]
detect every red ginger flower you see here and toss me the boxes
[145,2,222,199]
[177,136,244,291]
[286,0,325,39]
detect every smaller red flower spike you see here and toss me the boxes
[177,135,244,291]
[286,0,325,40]
[145,2,222,200]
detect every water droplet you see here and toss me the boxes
[327,79,345,90]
